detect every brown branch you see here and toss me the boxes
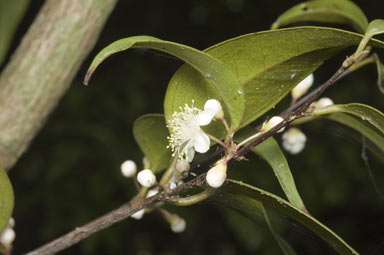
[0,0,118,170]
[235,59,354,159]
[23,174,207,255]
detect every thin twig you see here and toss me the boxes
[23,174,207,255]
[235,59,353,159]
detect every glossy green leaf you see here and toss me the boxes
[165,26,384,136]
[309,103,384,153]
[212,179,359,254]
[0,0,30,66]
[84,35,244,132]
[0,163,14,232]
[366,19,384,37]
[312,103,384,134]
[271,0,368,33]
[260,203,297,255]
[252,138,306,212]
[133,114,171,173]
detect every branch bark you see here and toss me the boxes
[0,0,118,170]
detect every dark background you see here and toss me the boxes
[4,0,384,254]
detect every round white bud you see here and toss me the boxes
[206,160,227,188]
[264,116,285,133]
[131,209,145,220]
[282,128,307,154]
[204,99,223,119]
[120,160,137,178]
[315,97,334,108]
[171,217,186,233]
[137,169,157,187]
[0,228,15,247]
[291,73,314,100]
[176,160,190,173]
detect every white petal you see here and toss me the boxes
[193,132,210,153]
[197,110,215,126]
[185,147,195,162]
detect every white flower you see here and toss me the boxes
[137,169,157,187]
[131,209,145,220]
[282,128,307,154]
[315,97,334,108]
[171,217,186,233]
[263,116,285,133]
[206,159,227,188]
[167,101,212,162]
[291,73,314,100]
[0,227,15,247]
[120,160,137,178]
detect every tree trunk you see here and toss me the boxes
[0,0,117,170]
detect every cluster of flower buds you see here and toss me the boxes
[120,159,158,220]
[0,217,15,252]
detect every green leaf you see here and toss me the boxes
[0,163,14,232]
[0,0,30,67]
[133,114,171,173]
[309,103,384,153]
[212,179,359,255]
[366,19,384,37]
[271,0,368,33]
[375,55,384,93]
[312,103,384,135]
[165,26,384,135]
[252,138,306,212]
[84,35,244,132]
[260,203,298,255]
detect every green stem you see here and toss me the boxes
[159,156,178,185]
[169,188,215,206]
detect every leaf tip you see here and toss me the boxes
[83,68,95,86]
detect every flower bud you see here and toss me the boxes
[315,97,334,108]
[206,159,227,188]
[176,160,190,173]
[204,99,224,119]
[282,128,307,154]
[264,116,285,133]
[291,73,314,100]
[170,216,186,233]
[0,228,15,248]
[146,188,159,198]
[120,160,137,178]
[131,209,145,220]
[137,169,157,187]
